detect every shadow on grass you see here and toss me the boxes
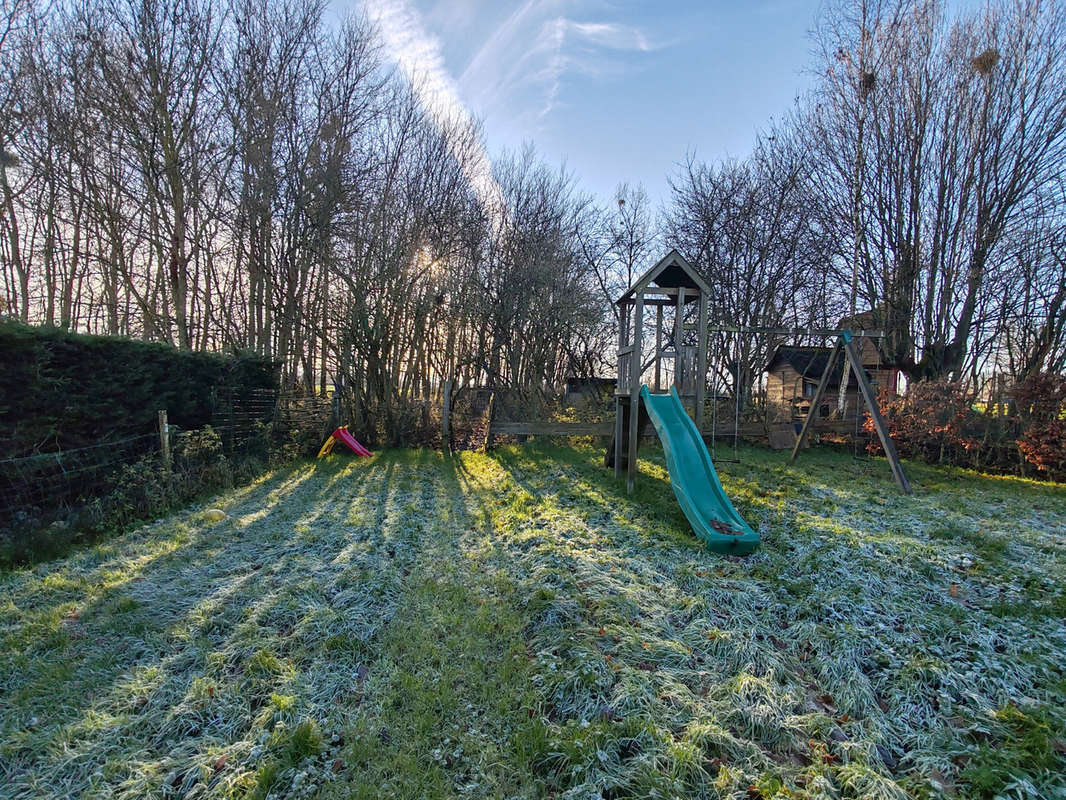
[0,450,451,797]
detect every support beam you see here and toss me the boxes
[654,305,663,392]
[627,295,644,492]
[613,304,627,479]
[674,286,685,396]
[789,342,840,463]
[701,325,886,338]
[842,334,912,495]
[695,290,707,434]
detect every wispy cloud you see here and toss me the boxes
[458,3,662,124]
[363,0,666,211]
[535,19,655,118]
[364,0,505,222]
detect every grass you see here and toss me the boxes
[1,443,1064,799]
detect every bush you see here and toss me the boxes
[173,426,232,495]
[1016,373,1066,481]
[1018,420,1066,481]
[0,424,285,567]
[869,373,1066,481]
[868,380,990,468]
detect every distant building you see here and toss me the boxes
[764,311,901,420]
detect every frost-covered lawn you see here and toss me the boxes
[1,445,1065,799]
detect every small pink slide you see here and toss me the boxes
[316,426,373,458]
[334,427,372,457]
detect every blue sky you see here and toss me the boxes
[340,0,824,206]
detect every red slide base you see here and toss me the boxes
[332,427,373,457]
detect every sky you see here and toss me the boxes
[336,0,825,208]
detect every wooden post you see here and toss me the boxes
[842,335,912,494]
[790,342,840,463]
[695,289,707,433]
[613,301,627,478]
[483,391,496,451]
[158,410,170,470]
[627,295,643,493]
[673,286,685,394]
[442,379,453,452]
[654,304,663,392]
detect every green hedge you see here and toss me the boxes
[0,320,278,458]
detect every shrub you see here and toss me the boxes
[1018,421,1066,481]
[1015,372,1066,421]
[173,427,232,495]
[869,373,1066,481]
[0,319,277,459]
[868,380,986,467]
[0,423,288,567]
[1016,373,1066,481]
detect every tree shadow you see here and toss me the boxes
[0,450,454,796]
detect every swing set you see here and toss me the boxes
[609,250,912,497]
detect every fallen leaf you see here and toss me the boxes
[815,693,838,714]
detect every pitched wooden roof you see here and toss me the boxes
[766,346,852,385]
[615,249,711,305]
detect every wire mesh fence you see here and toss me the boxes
[0,433,160,517]
[0,386,336,547]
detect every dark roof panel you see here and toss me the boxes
[652,263,703,290]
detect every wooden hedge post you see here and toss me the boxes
[483,390,496,451]
[158,410,171,470]
[442,379,453,452]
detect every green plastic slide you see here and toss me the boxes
[640,385,760,555]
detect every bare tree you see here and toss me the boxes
[664,132,832,406]
[805,0,1066,384]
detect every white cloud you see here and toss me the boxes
[459,4,662,125]
[364,0,505,223]
[565,21,652,52]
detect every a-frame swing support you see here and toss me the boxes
[789,331,912,495]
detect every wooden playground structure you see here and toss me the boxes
[606,250,911,494]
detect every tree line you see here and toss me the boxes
[2,0,1065,442]
[667,0,1066,397]
[0,0,650,441]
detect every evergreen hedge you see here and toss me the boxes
[0,319,278,459]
